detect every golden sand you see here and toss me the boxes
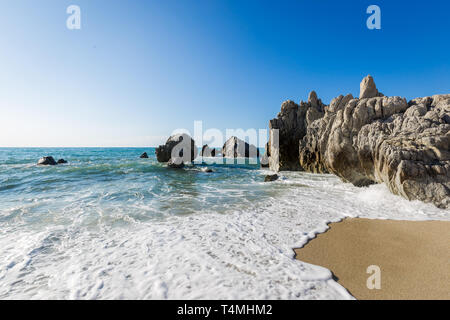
[295,218,450,300]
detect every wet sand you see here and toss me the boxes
[295,218,450,300]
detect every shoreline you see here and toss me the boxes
[294,218,450,300]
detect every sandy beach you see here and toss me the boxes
[295,218,450,300]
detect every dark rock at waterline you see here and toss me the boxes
[140,152,149,159]
[222,136,260,158]
[202,167,214,173]
[156,133,198,163]
[201,144,216,157]
[167,158,185,169]
[264,174,279,182]
[37,156,57,166]
[57,159,68,164]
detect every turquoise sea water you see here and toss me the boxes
[0,148,447,299]
[0,148,271,224]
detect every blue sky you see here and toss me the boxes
[0,0,449,147]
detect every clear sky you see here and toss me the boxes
[0,0,449,147]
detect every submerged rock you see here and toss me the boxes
[298,76,450,208]
[222,137,259,158]
[264,174,279,182]
[37,156,57,166]
[156,134,198,163]
[57,159,68,164]
[167,158,185,169]
[140,152,149,159]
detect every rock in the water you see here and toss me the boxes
[57,159,68,164]
[260,142,270,168]
[167,158,185,169]
[201,145,216,157]
[298,76,449,208]
[156,134,198,163]
[222,137,259,158]
[266,92,326,172]
[140,152,149,159]
[260,154,269,168]
[37,156,57,166]
[359,75,383,99]
[264,174,279,182]
[202,167,214,173]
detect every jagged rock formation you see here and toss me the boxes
[201,145,216,157]
[266,91,326,171]
[357,94,450,208]
[222,137,260,158]
[297,76,449,208]
[140,152,149,159]
[156,134,198,163]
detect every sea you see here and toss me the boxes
[0,147,448,299]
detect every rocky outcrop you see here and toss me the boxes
[266,91,326,171]
[222,137,259,158]
[140,152,149,159]
[37,156,57,166]
[299,94,354,175]
[201,145,216,157]
[357,95,450,208]
[156,134,198,163]
[298,76,450,208]
[57,159,68,164]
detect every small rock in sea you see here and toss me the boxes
[260,152,269,168]
[156,133,198,163]
[37,156,57,166]
[201,145,216,157]
[264,174,279,182]
[140,152,149,159]
[222,136,260,158]
[167,158,185,169]
[202,167,214,173]
[57,159,68,164]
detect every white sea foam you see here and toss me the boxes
[0,170,447,300]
